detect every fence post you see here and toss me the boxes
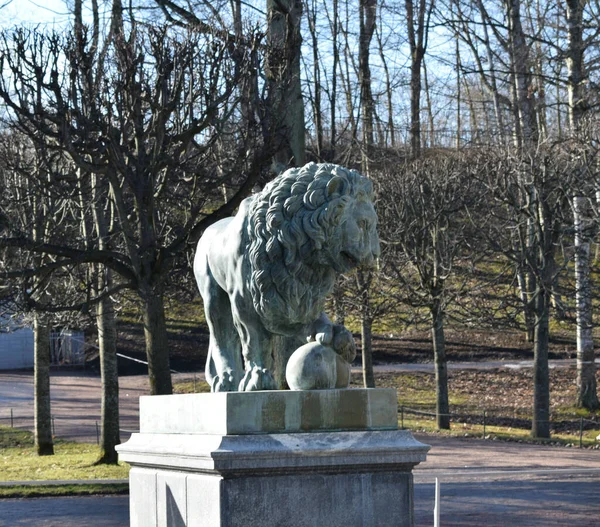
[51,416,55,438]
[10,408,13,428]
[433,477,440,527]
[400,406,404,430]
[483,410,487,439]
[194,374,197,393]
[96,421,100,445]
[579,417,584,449]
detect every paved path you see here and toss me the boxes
[0,358,590,441]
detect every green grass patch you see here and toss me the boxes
[173,379,211,393]
[0,426,129,483]
[401,416,600,448]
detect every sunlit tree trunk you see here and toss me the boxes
[566,0,597,409]
[95,271,120,464]
[573,197,598,409]
[266,0,305,169]
[34,313,53,456]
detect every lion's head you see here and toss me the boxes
[246,163,380,333]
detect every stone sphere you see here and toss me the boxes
[286,342,338,391]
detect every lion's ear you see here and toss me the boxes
[326,176,347,197]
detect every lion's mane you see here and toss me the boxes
[246,162,373,332]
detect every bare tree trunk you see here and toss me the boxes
[357,269,375,387]
[566,2,597,409]
[423,59,435,148]
[406,0,433,158]
[34,313,53,456]
[95,271,120,464]
[409,50,423,157]
[431,300,450,430]
[359,0,376,172]
[566,0,586,131]
[340,1,358,145]
[306,0,323,157]
[142,288,173,395]
[573,196,599,409]
[375,21,395,147]
[507,0,538,147]
[89,170,121,463]
[475,0,506,143]
[455,33,461,149]
[330,0,339,153]
[532,280,550,438]
[266,0,306,169]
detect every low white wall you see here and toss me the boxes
[0,328,34,370]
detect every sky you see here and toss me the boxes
[0,0,73,28]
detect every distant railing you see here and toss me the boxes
[49,331,85,366]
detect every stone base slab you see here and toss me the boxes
[139,388,398,435]
[117,430,429,527]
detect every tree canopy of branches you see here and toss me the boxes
[0,22,274,395]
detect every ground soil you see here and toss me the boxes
[98,320,578,376]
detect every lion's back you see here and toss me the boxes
[195,198,254,294]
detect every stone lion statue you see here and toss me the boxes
[194,162,380,391]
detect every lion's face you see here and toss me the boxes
[321,197,380,273]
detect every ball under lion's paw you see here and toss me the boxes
[210,370,239,392]
[238,365,278,391]
[286,342,351,390]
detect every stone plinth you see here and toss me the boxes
[139,388,398,435]
[117,389,429,527]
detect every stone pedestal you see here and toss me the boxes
[117,389,429,527]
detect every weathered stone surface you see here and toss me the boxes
[119,388,429,526]
[118,430,428,474]
[139,388,398,436]
[286,342,352,390]
[129,467,157,527]
[118,429,429,527]
[193,163,379,392]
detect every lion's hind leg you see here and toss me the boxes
[197,270,243,393]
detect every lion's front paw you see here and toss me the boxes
[332,325,357,363]
[238,366,278,391]
[211,370,238,392]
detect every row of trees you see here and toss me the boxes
[345,136,599,437]
[0,0,302,460]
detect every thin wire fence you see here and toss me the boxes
[0,411,137,445]
[2,403,599,448]
[399,405,600,449]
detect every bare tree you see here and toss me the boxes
[376,152,485,429]
[564,0,600,410]
[405,0,434,157]
[0,23,273,395]
[359,0,376,170]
